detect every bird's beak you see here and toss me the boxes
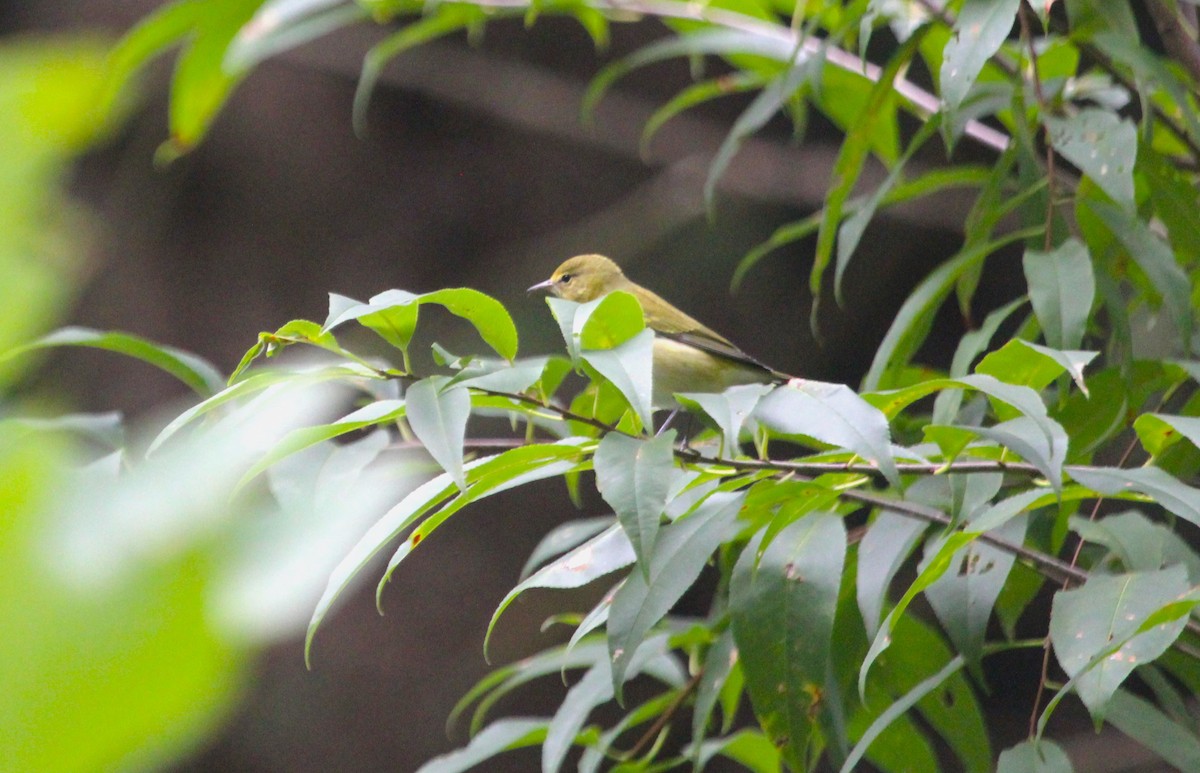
[527,278,555,293]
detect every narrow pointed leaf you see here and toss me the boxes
[608,492,743,698]
[731,514,846,769]
[857,511,927,639]
[755,380,899,487]
[406,379,470,489]
[3,326,224,396]
[1068,465,1200,527]
[1022,238,1094,350]
[940,0,1020,113]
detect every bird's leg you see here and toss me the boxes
[656,408,680,437]
[678,412,696,453]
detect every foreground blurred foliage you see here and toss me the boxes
[0,35,417,772]
[11,0,1200,770]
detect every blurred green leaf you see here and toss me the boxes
[416,718,550,773]
[4,326,224,397]
[1104,688,1200,772]
[996,739,1072,772]
[1083,198,1193,351]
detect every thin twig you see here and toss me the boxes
[622,671,704,760]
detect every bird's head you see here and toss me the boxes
[528,254,625,302]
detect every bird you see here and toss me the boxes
[528,254,792,409]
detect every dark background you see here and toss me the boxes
[1,2,1160,770]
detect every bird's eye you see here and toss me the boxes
[560,273,573,284]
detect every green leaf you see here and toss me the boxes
[731,514,846,770]
[1104,688,1200,772]
[1068,465,1200,527]
[544,636,679,773]
[940,0,1020,113]
[100,0,206,117]
[1069,510,1185,574]
[2,326,224,396]
[874,615,993,773]
[1134,413,1200,458]
[3,411,125,450]
[996,739,1072,773]
[814,32,922,313]
[961,416,1067,492]
[607,492,743,699]
[1050,566,1190,721]
[1022,238,1094,350]
[584,29,791,123]
[641,72,770,156]
[580,329,655,430]
[576,290,645,350]
[380,448,586,606]
[406,378,471,490]
[449,639,608,736]
[1082,198,1193,350]
[325,288,518,363]
[840,655,966,773]
[306,442,584,664]
[167,0,264,153]
[924,513,1027,665]
[862,227,1043,390]
[236,398,406,491]
[860,489,1045,695]
[932,296,1028,424]
[518,515,615,580]
[228,0,368,71]
[975,339,1097,397]
[755,381,899,488]
[1045,110,1137,211]
[692,730,782,773]
[148,363,381,455]
[691,628,738,762]
[593,431,677,578]
[856,510,927,640]
[488,525,633,658]
[705,62,812,208]
[415,718,549,773]
[834,119,949,300]
[676,383,773,457]
[353,6,488,134]
[453,356,549,394]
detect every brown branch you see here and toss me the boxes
[1146,0,1200,88]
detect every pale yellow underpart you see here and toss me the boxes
[651,336,776,409]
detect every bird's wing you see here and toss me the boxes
[636,287,786,378]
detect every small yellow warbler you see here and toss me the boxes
[529,254,791,408]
